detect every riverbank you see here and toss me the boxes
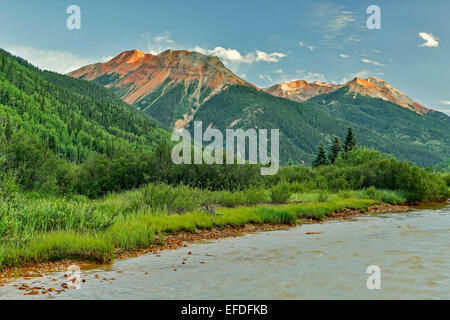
[0,200,410,289]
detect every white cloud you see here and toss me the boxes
[5,46,111,74]
[273,69,283,74]
[340,70,372,83]
[340,53,349,58]
[296,69,328,83]
[141,31,179,55]
[316,3,356,39]
[258,74,273,82]
[311,3,364,49]
[418,32,439,48]
[299,41,316,51]
[361,58,386,67]
[345,34,360,42]
[193,46,286,68]
[442,100,450,105]
[255,50,286,62]
[194,46,250,64]
[140,31,286,70]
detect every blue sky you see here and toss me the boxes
[1,0,449,114]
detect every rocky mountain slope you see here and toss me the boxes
[68,49,449,166]
[263,77,430,115]
[69,49,254,128]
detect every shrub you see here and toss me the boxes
[142,184,201,213]
[365,186,377,199]
[243,187,268,205]
[270,182,293,203]
[317,190,329,202]
[213,190,245,207]
[442,173,450,187]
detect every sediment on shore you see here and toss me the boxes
[0,202,409,283]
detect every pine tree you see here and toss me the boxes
[4,115,13,142]
[329,137,342,164]
[48,135,57,152]
[344,127,356,152]
[313,144,329,168]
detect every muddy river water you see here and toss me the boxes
[1,204,449,299]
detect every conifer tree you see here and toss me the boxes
[329,137,342,164]
[344,127,356,152]
[4,115,12,142]
[313,143,329,168]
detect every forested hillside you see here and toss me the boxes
[0,49,167,162]
[306,87,450,165]
[0,49,170,196]
[68,49,449,167]
[190,85,448,166]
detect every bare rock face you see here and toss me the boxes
[69,49,255,128]
[263,80,341,102]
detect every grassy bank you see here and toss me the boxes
[0,182,407,270]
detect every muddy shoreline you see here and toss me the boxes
[0,202,412,287]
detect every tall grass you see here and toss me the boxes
[0,180,410,270]
[0,204,301,269]
[270,181,293,203]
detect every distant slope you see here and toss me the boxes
[0,48,168,163]
[263,80,340,102]
[305,86,449,164]
[190,85,448,166]
[263,77,431,115]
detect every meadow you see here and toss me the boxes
[0,181,407,270]
[0,143,448,270]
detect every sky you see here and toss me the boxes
[1,0,449,114]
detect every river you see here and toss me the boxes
[1,204,449,299]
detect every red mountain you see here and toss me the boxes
[263,77,430,114]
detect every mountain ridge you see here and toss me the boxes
[67,48,449,166]
[70,49,437,118]
[263,77,431,115]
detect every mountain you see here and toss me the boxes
[0,48,167,163]
[263,77,430,115]
[69,49,449,166]
[189,85,449,166]
[69,49,254,129]
[263,80,340,102]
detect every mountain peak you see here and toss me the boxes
[69,48,254,128]
[344,77,429,114]
[263,79,340,102]
[264,77,431,114]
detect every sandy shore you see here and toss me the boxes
[0,202,409,290]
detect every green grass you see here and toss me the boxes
[0,204,300,270]
[0,182,406,270]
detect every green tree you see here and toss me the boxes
[313,144,329,168]
[344,127,356,152]
[329,137,342,164]
[4,115,13,142]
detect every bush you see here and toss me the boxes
[365,186,377,199]
[213,190,245,207]
[443,173,450,187]
[317,190,329,202]
[142,184,201,213]
[270,182,293,203]
[243,187,268,205]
